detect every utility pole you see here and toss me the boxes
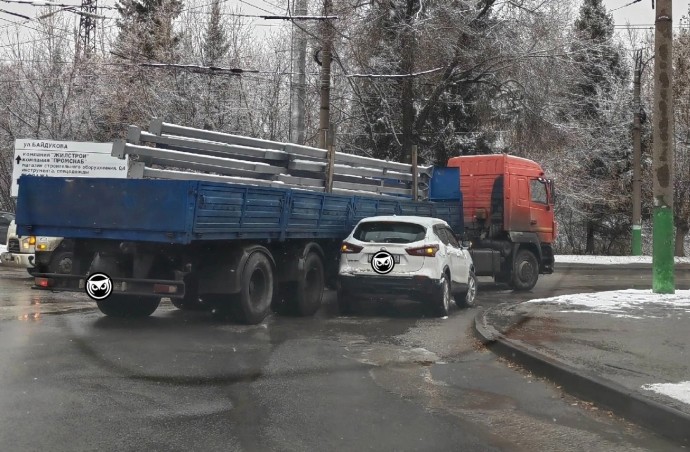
[318,0,333,150]
[651,0,675,293]
[632,49,643,255]
[289,0,308,145]
[77,0,97,60]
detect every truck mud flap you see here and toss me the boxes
[31,273,186,298]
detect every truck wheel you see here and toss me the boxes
[432,274,452,317]
[273,252,325,317]
[170,274,210,311]
[511,249,539,291]
[235,251,273,325]
[48,251,73,274]
[96,295,161,318]
[455,271,477,308]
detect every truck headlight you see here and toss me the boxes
[28,236,36,245]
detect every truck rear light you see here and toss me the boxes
[28,236,36,245]
[35,277,53,288]
[406,244,439,257]
[153,284,178,294]
[340,242,363,254]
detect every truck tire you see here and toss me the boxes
[96,295,161,318]
[48,251,73,274]
[234,251,274,325]
[273,252,324,317]
[511,249,539,291]
[455,270,477,308]
[432,273,452,317]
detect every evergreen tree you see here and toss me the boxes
[571,0,626,120]
[202,0,230,66]
[114,0,184,62]
[569,0,630,254]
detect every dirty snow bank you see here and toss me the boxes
[556,255,690,265]
[641,381,690,405]
[525,289,690,318]
[0,244,5,254]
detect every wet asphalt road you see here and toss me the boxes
[0,265,687,452]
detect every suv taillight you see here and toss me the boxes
[406,244,439,257]
[340,242,363,254]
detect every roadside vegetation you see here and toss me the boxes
[0,0,688,255]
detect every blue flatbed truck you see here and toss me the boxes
[15,170,463,323]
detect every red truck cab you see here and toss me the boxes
[447,154,556,290]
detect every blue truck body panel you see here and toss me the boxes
[16,175,463,244]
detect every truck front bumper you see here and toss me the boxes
[0,252,35,269]
[31,273,186,298]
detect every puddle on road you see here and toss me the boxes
[0,269,95,320]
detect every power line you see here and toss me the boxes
[0,0,115,9]
[610,0,642,12]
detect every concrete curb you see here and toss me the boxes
[556,262,690,271]
[473,307,690,445]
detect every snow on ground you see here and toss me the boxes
[641,381,690,405]
[556,255,690,265]
[0,244,6,254]
[525,289,690,319]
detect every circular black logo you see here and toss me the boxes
[371,251,395,275]
[85,273,113,300]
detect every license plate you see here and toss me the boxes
[367,254,401,264]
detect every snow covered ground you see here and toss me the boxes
[0,244,6,255]
[524,289,690,319]
[556,255,690,265]
[524,289,690,406]
[641,381,690,405]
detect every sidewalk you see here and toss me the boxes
[475,288,690,445]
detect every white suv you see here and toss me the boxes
[337,216,477,316]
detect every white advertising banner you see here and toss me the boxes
[11,139,128,197]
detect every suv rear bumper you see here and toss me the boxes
[338,274,443,296]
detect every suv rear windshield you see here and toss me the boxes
[353,222,427,244]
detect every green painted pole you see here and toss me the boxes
[653,207,674,293]
[632,225,642,256]
[632,50,643,256]
[651,0,675,294]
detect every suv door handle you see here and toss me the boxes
[530,220,537,225]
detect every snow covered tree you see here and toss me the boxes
[202,0,230,66]
[114,0,184,62]
[567,0,629,254]
[673,11,690,256]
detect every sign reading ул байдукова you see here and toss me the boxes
[11,139,128,197]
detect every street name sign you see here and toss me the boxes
[11,140,127,197]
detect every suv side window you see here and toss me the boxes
[443,227,460,248]
[434,226,451,245]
